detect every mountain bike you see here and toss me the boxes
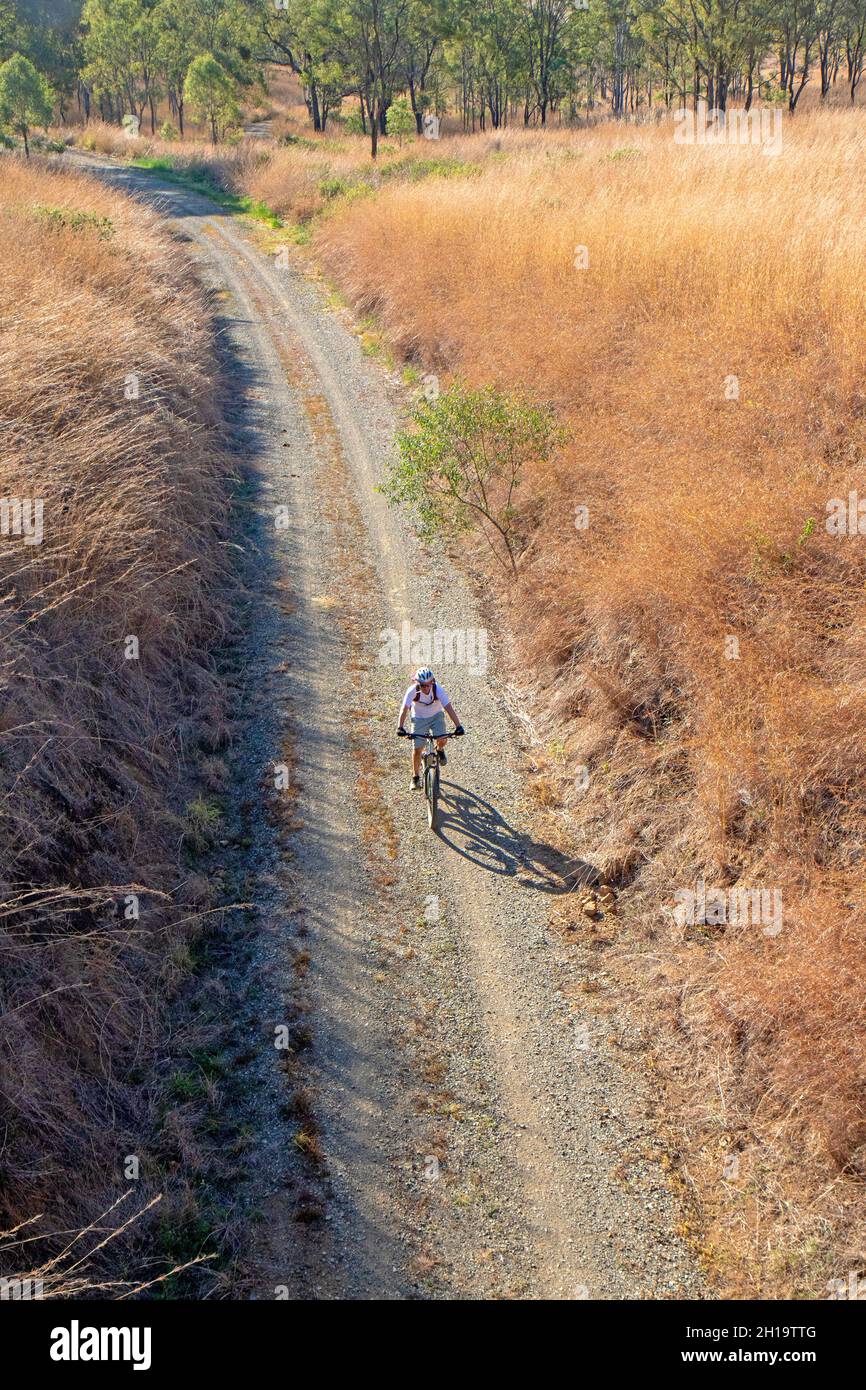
[398,728,463,830]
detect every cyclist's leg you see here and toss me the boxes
[411,716,430,782]
[430,712,447,761]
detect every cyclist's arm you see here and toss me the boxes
[444,701,461,726]
[397,697,412,730]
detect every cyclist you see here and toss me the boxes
[397,667,464,790]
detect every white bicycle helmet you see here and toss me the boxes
[414,667,434,683]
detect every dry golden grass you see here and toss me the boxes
[63,118,488,226]
[0,156,231,1258]
[309,110,866,1295]
[1,1193,212,1298]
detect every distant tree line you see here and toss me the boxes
[0,0,863,156]
[258,0,866,141]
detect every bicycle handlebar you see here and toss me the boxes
[397,727,464,738]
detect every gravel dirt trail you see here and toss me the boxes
[71,155,705,1301]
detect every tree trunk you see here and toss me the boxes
[408,75,422,133]
[309,76,323,132]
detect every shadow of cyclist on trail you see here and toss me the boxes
[435,780,597,892]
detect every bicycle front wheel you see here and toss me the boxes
[426,763,439,829]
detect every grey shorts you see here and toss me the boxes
[411,712,446,748]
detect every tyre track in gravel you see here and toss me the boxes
[71,153,705,1300]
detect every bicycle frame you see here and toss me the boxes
[406,729,460,830]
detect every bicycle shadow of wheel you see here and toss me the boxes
[435,780,597,893]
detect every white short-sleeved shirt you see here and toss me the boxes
[402,681,450,719]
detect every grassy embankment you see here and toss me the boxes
[0,156,236,1291]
